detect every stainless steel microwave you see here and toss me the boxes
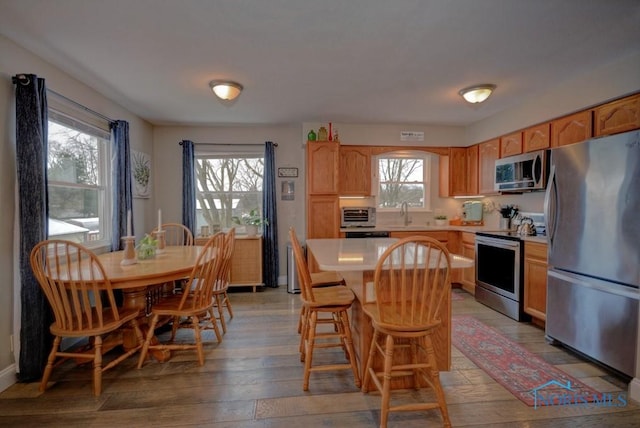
[495,150,548,192]
[341,207,376,228]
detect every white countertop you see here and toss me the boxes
[306,238,474,271]
[340,225,549,245]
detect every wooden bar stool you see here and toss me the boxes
[289,228,360,391]
[361,236,453,428]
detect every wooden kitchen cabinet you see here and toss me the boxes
[594,93,640,137]
[307,141,339,195]
[523,123,550,152]
[478,138,500,195]
[459,232,476,295]
[551,110,593,147]
[439,146,478,197]
[523,241,548,326]
[339,145,371,196]
[195,235,263,291]
[500,131,523,157]
[307,195,340,239]
[466,144,479,196]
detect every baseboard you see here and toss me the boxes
[629,377,640,404]
[0,364,17,393]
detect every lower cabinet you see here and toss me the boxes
[307,195,340,238]
[460,232,476,295]
[523,241,548,325]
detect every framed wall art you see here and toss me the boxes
[131,150,151,198]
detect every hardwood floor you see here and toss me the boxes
[1,288,639,427]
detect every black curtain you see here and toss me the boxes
[13,74,52,382]
[111,120,133,251]
[262,141,279,287]
[181,140,196,235]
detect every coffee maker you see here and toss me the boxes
[461,201,483,223]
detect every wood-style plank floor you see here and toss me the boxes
[1,287,639,427]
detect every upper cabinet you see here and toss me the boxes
[439,146,478,197]
[338,145,371,196]
[466,144,479,196]
[307,141,339,195]
[551,110,593,147]
[594,93,640,137]
[523,123,550,152]
[500,131,523,157]
[478,139,500,195]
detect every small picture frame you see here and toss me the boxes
[281,180,295,200]
[278,167,298,178]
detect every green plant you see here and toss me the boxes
[434,214,447,220]
[136,233,158,259]
[232,209,269,227]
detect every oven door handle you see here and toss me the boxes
[476,236,520,250]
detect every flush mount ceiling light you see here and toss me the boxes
[459,84,496,104]
[209,80,243,101]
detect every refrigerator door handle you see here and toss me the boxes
[544,164,557,247]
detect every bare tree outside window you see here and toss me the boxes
[377,155,428,209]
[196,155,264,232]
[47,120,108,243]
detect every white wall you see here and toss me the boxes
[0,34,153,391]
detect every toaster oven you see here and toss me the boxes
[341,207,376,228]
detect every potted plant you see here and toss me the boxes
[434,214,448,226]
[232,209,268,237]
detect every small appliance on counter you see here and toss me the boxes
[340,206,376,228]
[461,201,483,225]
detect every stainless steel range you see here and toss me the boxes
[474,212,545,321]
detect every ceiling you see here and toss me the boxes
[1,0,639,127]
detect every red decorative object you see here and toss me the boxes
[328,122,333,141]
[452,315,602,406]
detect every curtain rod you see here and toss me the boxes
[179,142,278,147]
[12,74,114,124]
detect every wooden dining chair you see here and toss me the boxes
[152,222,194,295]
[153,222,194,246]
[137,233,225,367]
[199,228,236,338]
[361,236,452,428]
[212,227,236,331]
[289,228,360,391]
[30,240,145,396]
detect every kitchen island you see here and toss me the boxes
[305,237,473,388]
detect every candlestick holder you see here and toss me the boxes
[120,236,137,265]
[154,230,166,254]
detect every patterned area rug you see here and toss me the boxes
[452,315,602,407]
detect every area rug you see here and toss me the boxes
[451,315,603,407]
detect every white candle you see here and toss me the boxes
[127,210,132,237]
[157,209,162,231]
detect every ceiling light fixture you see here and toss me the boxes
[458,84,496,104]
[209,80,243,101]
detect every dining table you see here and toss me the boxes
[305,237,474,389]
[96,245,209,361]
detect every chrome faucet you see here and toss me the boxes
[399,201,411,226]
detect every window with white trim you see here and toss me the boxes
[195,149,264,234]
[47,98,112,248]
[374,151,431,210]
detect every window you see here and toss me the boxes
[47,99,111,247]
[375,151,431,210]
[195,151,264,234]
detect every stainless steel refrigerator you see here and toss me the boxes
[545,129,640,377]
